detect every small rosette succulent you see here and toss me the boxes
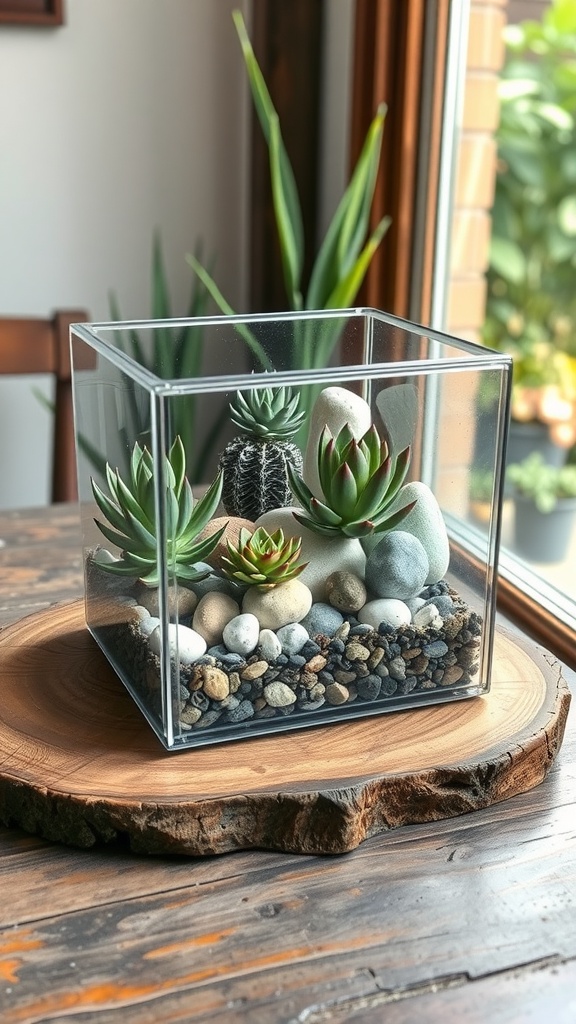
[287,422,416,538]
[91,436,225,587]
[220,526,308,587]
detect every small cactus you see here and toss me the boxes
[219,386,305,520]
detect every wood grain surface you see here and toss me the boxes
[0,597,570,855]
[0,505,574,1023]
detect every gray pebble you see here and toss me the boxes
[276,622,309,655]
[226,700,255,723]
[264,681,297,707]
[388,656,407,681]
[423,640,449,658]
[300,603,344,638]
[357,676,382,701]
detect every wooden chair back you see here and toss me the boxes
[0,310,90,502]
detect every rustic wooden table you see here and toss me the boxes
[0,504,574,1023]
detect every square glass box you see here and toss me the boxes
[70,308,512,750]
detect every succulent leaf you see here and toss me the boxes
[91,436,225,587]
[220,526,307,587]
[289,421,415,538]
[229,385,305,441]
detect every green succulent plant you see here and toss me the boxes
[229,386,306,440]
[91,436,225,587]
[220,526,307,588]
[220,386,305,520]
[288,423,415,539]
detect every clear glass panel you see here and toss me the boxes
[71,310,510,749]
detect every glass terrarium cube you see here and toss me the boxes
[70,309,511,750]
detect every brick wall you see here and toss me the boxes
[436,0,508,515]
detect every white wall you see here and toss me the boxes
[0,0,353,509]
[0,0,250,507]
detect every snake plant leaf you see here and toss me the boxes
[268,113,303,308]
[232,8,304,292]
[306,104,388,310]
[338,104,388,274]
[324,215,392,311]
[185,253,273,371]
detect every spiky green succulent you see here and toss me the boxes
[229,385,306,440]
[287,423,416,539]
[220,526,307,587]
[91,437,225,587]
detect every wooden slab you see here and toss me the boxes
[0,600,570,856]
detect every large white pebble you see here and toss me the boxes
[258,628,283,662]
[303,386,372,499]
[413,604,443,629]
[276,622,309,655]
[358,598,411,630]
[242,579,312,630]
[149,623,207,666]
[222,613,260,655]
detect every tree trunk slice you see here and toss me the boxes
[0,600,571,856]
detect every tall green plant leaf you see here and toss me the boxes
[232,8,304,297]
[186,253,273,371]
[306,104,388,310]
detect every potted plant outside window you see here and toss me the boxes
[483,0,576,464]
[507,453,576,563]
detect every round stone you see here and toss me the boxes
[192,591,240,648]
[386,482,450,585]
[325,682,350,705]
[358,598,412,630]
[345,641,370,662]
[258,628,282,662]
[423,594,454,617]
[180,706,202,725]
[413,604,443,629]
[148,623,207,666]
[201,667,230,701]
[264,681,297,707]
[365,531,429,600]
[303,386,372,499]
[135,583,198,618]
[325,570,367,613]
[241,660,268,680]
[300,603,344,638]
[195,516,256,569]
[138,614,160,637]
[242,579,312,631]
[222,613,260,655]
[276,622,309,655]
[357,676,382,700]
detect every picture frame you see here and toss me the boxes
[0,0,63,26]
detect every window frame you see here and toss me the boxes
[350,0,575,667]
